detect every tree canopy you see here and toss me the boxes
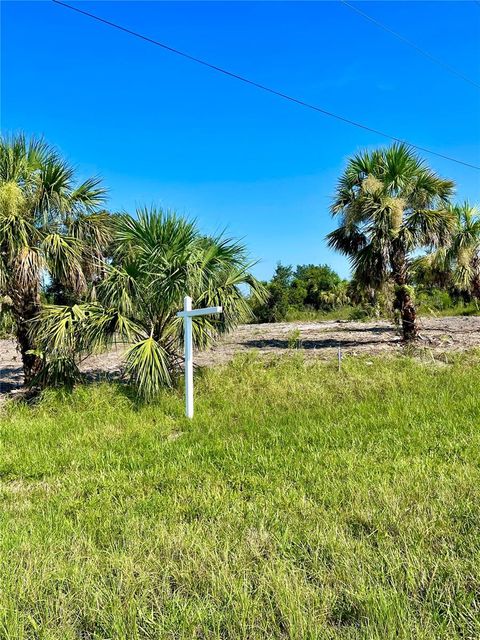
[34,208,266,398]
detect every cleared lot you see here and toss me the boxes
[1,315,480,394]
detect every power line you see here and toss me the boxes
[340,0,480,90]
[52,0,480,171]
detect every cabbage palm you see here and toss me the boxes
[34,208,266,398]
[327,144,454,339]
[318,281,350,310]
[447,203,480,298]
[0,134,110,382]
[423,203,480,298]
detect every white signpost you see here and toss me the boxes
[177,296,222,418]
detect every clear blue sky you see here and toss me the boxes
[2,1,479,280]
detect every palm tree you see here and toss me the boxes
[417,203,480,300]
[0,134,110,382]
[34,208,266,398]
[318,281,350,310]
[327,144,455,340]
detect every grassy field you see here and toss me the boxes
[1,353,479,639]
[281,303,480,324]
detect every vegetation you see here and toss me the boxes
[1,354,479,638]
[0,131,478,638]
[250,262,480,325]
[34,208,266,398]
[0,134,110,382]
[327,143,455,340]
[251,197,479,329]
[251,263,349,323]
[414,203,480,299]
[1,133,479,395]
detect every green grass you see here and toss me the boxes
[1,353,480,639]
[285,305,370,322]
[279,302,480,324]
[417,302,480,318]
[284,306,359,322]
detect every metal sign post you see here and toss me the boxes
[176,296,222,418]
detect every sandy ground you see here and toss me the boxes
[2,315,480,395]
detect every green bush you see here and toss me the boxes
[0,308,15,338]
[252,263,349,323]
[348,306,371,321]
[416,288,455,311]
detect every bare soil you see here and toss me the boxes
[2,316,480,396]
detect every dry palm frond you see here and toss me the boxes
[13,246,44,289]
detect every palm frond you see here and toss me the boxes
[70,177,108,212]
[0,134,51,182]
[326,225,367,255]
[115,207,197,259]
[96,262,143,316]
[68,210,113,247]
[13,246,44,290]
[31,353,81,389]
[350,242,389,288]
[31,304,88,353]
[41,233,86,294]
[81,304,145,351]
[124,337,173,399]
[403,208,455,250]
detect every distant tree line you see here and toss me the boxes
[251,264,349,322]
[251,249,480,325]
[253,142,479,331]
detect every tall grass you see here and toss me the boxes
[284,305,359,322]
[281,303,480,323]
[1,353,479,638]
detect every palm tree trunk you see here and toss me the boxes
[470,257,480,301]
[16,317,42,384]
[471,278,480,306]
[392,247,417,341]
[397,288,417,341]
[9,286,43,385]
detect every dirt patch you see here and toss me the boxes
[1,316,479,396]
[195,316,480,365]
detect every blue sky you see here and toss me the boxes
[2,1,479,280]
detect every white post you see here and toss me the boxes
[184,296,194,419]
[177,296,222,419]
